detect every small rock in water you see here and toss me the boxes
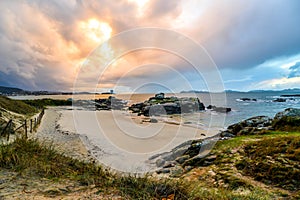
[150,118,158,123]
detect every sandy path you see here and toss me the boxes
[36,107,219,173]
[35,107,94,163]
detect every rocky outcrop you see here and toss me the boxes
[272,108,300,131]
[220,116,272,137]
[152,138,219,177]
[220,108,300,137]
[129,93,205,116]
[74,96,127,110]
[95,96,127,110]
[274,108,300,119]
[152,108,300,177]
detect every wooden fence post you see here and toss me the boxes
[24,120,27,139]
[7,120,13,141]
[30,119,33,133]
[1,119,12,137]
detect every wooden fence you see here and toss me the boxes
[0,109,45,141]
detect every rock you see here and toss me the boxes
[156,168,170,174]
[161,147,187,161]
[207,105,231,113]
[280,94,300,97]
[274,108,300,119]
[156,158,166,167]
[206,105,216,109]
[171,140,194,151]
[149,154,160,160]
[220,131,235,138]
[150,118,158,123]
[184,166,193,171]
[163,161,176,168]
[239,98,257,102]
[272,108,300,131]
[183,154,206,167]
[155,93,165,99]
[273,98,286,102]
[205,155,217,162]
[93,96,127,110]
[175,155,190,164]
[212,107,231,113]
[169,166,184,177]
[237,127,255,136]
[129,94,206,116]
[129,103,144,112]
[184,139,204,158]
[226,116,272,136]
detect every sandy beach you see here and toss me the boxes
[36,107,219,173]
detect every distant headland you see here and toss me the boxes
[1,85,300,96]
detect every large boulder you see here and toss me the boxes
[222,116,272,136]
[272,108,300,131]
[274,108,300,119]
[152,138,219,176]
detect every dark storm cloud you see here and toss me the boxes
[0,0,300,91]
[201,0,300,69]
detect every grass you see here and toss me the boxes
[236,135,300,191]
[22,99,72,109]
[196,131,300,199]
[0,137,188,199]
[1,130,299,199]
[272,116,300,132]
[0,95,37,115]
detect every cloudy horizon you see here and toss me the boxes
[0,0,300,93]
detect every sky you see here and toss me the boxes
[0,0,300,93]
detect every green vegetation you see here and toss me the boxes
[0,138,188,199]
[1,121,299,199]
[0,95,37,115]
[237,135,300,191]
[272,116,300,132]
[192,131,300,199]
[22,99,72,109]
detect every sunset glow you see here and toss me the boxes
[80,19,112,43]
[0,1,299,92]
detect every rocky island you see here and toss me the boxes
[129,93,231,116]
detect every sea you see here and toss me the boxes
[11,91,300,129]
